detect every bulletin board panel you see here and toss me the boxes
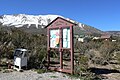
[50,29,60,48]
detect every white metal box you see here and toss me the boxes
[14,48,28,71]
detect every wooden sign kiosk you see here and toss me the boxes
[46,17,76,74]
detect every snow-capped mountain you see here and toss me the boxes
[0,14,83,28]
[0,14,62,28]
[0,14,103,35]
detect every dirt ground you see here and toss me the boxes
[0,70,80,80]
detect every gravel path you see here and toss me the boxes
[0,70,79,80]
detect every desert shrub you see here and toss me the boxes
[99,41,116,63]
[75,42,89,54]
[74,55,89,74]
[75,40,102,55]
[74,53,103,80]
[27,35,47,69]
[36,69,47,74]
[11,28,30,48]
[74,54,96,80]
[0,28,47,69]
[50,50,59,58]
[114,51,120,64]
[26,46,47,69]
[89,41,102,50]
[85,50,96,60]
[74,55,101,80]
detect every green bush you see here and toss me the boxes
[99,41,116,63]
[74,55,89,74]
[37,69,46,74]
[0,28,47,69]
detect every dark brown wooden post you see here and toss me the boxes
[59,28,63,69]
[47,28,50,67]
[70,26,74,74]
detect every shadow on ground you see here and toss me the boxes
[89,67,120,75]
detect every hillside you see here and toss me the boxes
[0,14,103,35]
[106,31,120,37]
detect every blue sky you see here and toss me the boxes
[0,0,120,31]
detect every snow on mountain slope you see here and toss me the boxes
[0,14,60,28]
[0,14,84,29]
